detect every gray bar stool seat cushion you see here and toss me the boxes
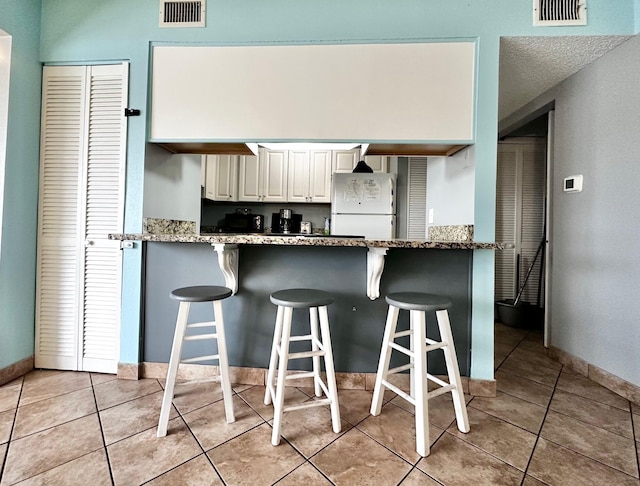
[270,288,334,308]
[170,285,232,302]
[385,292,451,312]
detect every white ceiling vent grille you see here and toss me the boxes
[159,0,205,28]
[533,0,586,26]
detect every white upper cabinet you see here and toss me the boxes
[288,150,332,203]
[204,154,238,201]
[364,156,389,173]
[332,149,361,173]
[333,152,389,173]
[237,154,261,202]
[238,149,288,202]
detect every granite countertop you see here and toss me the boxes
[113,218,507,249]
[108,232,505,250]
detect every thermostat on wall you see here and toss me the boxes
[563,175,583,193]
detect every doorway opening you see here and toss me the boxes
[495,113,552,342]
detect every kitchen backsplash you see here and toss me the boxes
[428,224,474,242]
[143,218,196,235]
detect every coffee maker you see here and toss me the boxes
[279,209,292,233]
[270,209,302,234]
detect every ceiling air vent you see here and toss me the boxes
[159,0,205,28]
[533,0,586,26]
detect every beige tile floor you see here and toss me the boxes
[1,323,639,485]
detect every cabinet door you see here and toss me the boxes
[205,155,238,201]
[332,149,361,173]
[309,150,333,202]
[262,149,289,202]
[287,150,310,202]
[238,154,261,201]
[364,155,389,173]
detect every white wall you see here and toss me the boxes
[143,144,202,228]
[501,35,640,387]
[426,145,476,232]
[550,35,640,386]
[151,43,476,143]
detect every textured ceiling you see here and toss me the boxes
[499,35,631,121]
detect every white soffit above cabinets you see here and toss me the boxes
[150,42,476,151]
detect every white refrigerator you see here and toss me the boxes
[331,173,396,239]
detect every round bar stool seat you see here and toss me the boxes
[371,291,469,457]
[171,285,232,302]
[157,285,235,438]
[385,292,452,312]
[270,289,334,308]
[264,288,341,446]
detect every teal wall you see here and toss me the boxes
[1,0,635,376]
[0,0,42,370]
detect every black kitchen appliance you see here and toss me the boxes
[271,211,301,234]
[224,210,264,233]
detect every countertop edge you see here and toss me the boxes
[109,233,506,250]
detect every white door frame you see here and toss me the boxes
[544,110,555,348]
[0,31,12,262]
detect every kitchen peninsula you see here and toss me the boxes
[110,226,504,392]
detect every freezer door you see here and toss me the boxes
[332,173,395,215]
[331,214,396,239]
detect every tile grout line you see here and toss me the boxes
[90,374,116,486]
[630,401,640,480]
[1,378,108,485]
[175,385,277,485]
[528,357,640,481]
[133,379,239,484]
[0,376,24,483]
[499,328,552,486]
[178,405,230,485]
[516,329,559,478]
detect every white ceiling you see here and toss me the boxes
[498,35,632,121]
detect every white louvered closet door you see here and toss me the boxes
[36,63,128,373]
[519,144,546,304]
[495,140,546,304]
[495,145,518,301]
[407,157,428,239]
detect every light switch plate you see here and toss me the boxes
[428,208,434,224]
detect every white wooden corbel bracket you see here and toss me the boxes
[366,247,388,300]
[212,244,239,294]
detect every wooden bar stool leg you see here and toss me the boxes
[318,305,341,433]
[264,305,284,406]
[157,301,190,438]
[412,309,430,457]
[271,306,293,446]
[213,300,235,423]
[409,312,415,400]
[436,309,469,433]
[370,305,400,415]
[309,306,322,397]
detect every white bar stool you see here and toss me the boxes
[370,292,469,457]
[264,289,341,446]
[157,285,235,438]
